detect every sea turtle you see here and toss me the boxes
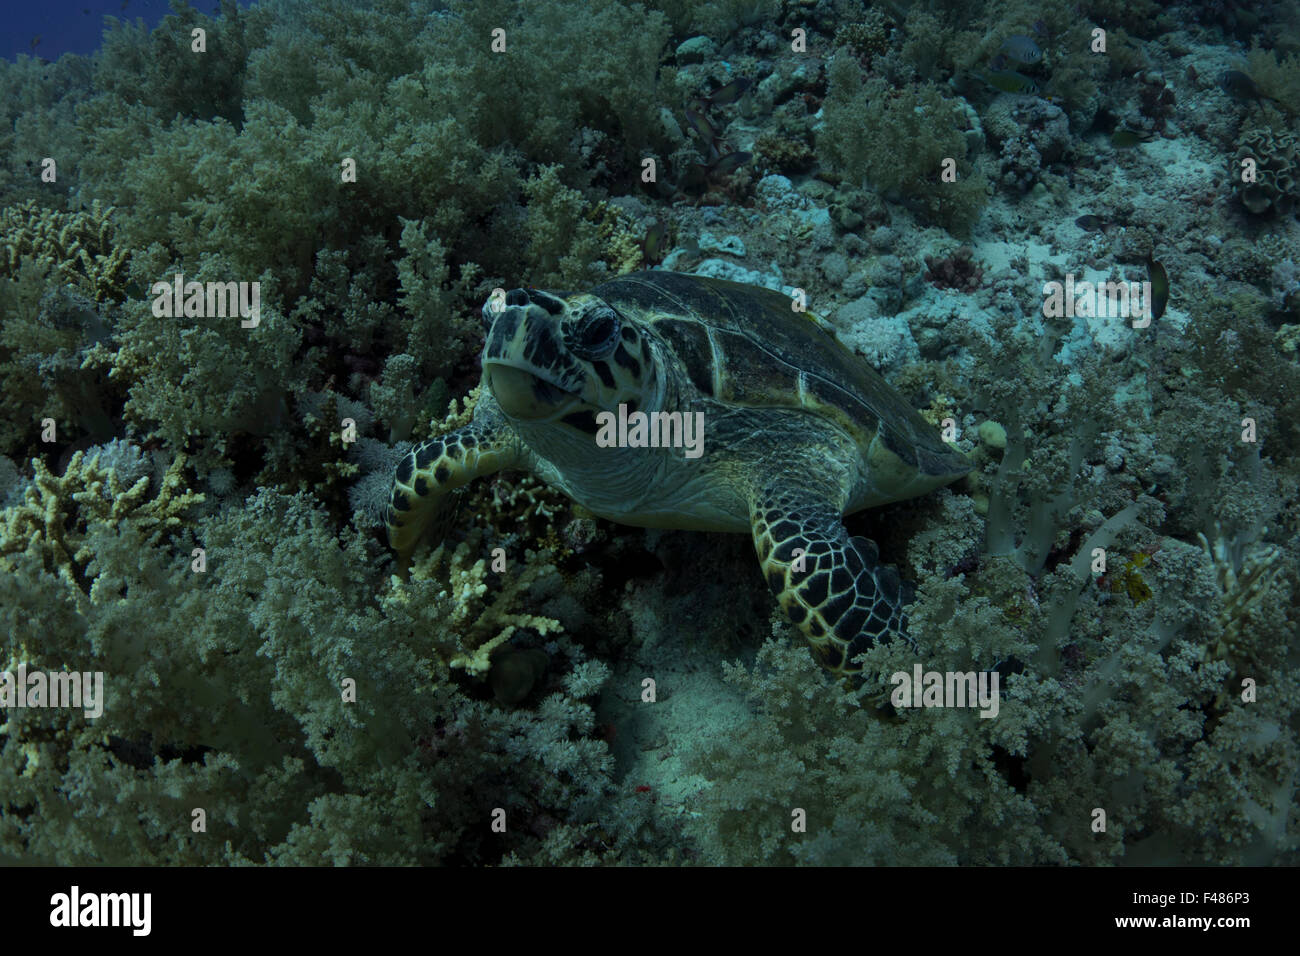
[386,271,970,676]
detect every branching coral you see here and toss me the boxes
[753,131,816,175]
[1,482,663,865]
[819,53,988,233]
[688,614,1052,866]
[389,528,563,677]
[1197,526,1286,666]
[521,165,644,287]
[1245,46,1300,115]
[0,280,120,452]
[835,11,893,68]
[589,202,650,277]
[105,254,305,466]
[0,200,129,302]
[1,0,1294,870]
[687,507,1296,865]
[0,449,202,612]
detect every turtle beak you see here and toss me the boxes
[487,364,572,420]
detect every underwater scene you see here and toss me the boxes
[0,0,1297,867]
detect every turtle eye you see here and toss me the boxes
[570,307,621,360]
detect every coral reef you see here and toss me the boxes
[925,247,984,292]
[1233,109,1300,216]
[834,11,893,69]
[0,281,119,451]
[981,98,1072,192]
[1198,527,1286,667]
[0,480,664,865]
[0,200,129,302]
[1,0,1297,869]
[1245,46,1300,115]
[396,528,563,678]
[0,448,201,612]
[820,52,989,232]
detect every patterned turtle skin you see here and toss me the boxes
[387,271,970,676]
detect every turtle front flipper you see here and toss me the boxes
[751,488,914,677]
[386,404,522,566]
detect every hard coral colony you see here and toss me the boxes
[0,0,1296,874]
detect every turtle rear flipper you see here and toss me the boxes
[751,490,914,676]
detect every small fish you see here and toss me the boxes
[682,107,717,146]
[642,221,666,265]
[1219,70,1271,103]
[30,35,41,50]
[1075,214,1109,231]
[1110,128,1151,148]
[978,69,1039,95]
[705,77,752,106]
[989,53,1009,71]
[1000,35,1042,64]
[1032,19,1049,37]
[1147,257,1168,319]
[709,151,752,175]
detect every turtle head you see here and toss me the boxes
[481,287,656,434]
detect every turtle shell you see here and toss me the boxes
[591,271,969,481]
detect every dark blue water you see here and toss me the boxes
[3,0,254,61]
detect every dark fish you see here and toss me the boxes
[979,69,1039,95]
[30,35,41,50]
[1032,19,1049,37]
[1075,215,1108,231]
[1220,70,1269,103]
[1110,128,1151,148]
[706,77,752,105]
[1147,257,1168,319]
[709,151,751,175]
[642,221,666,264]
[683,107,717,146]
[1000,35,1042,64]
[989,53,1009,71]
